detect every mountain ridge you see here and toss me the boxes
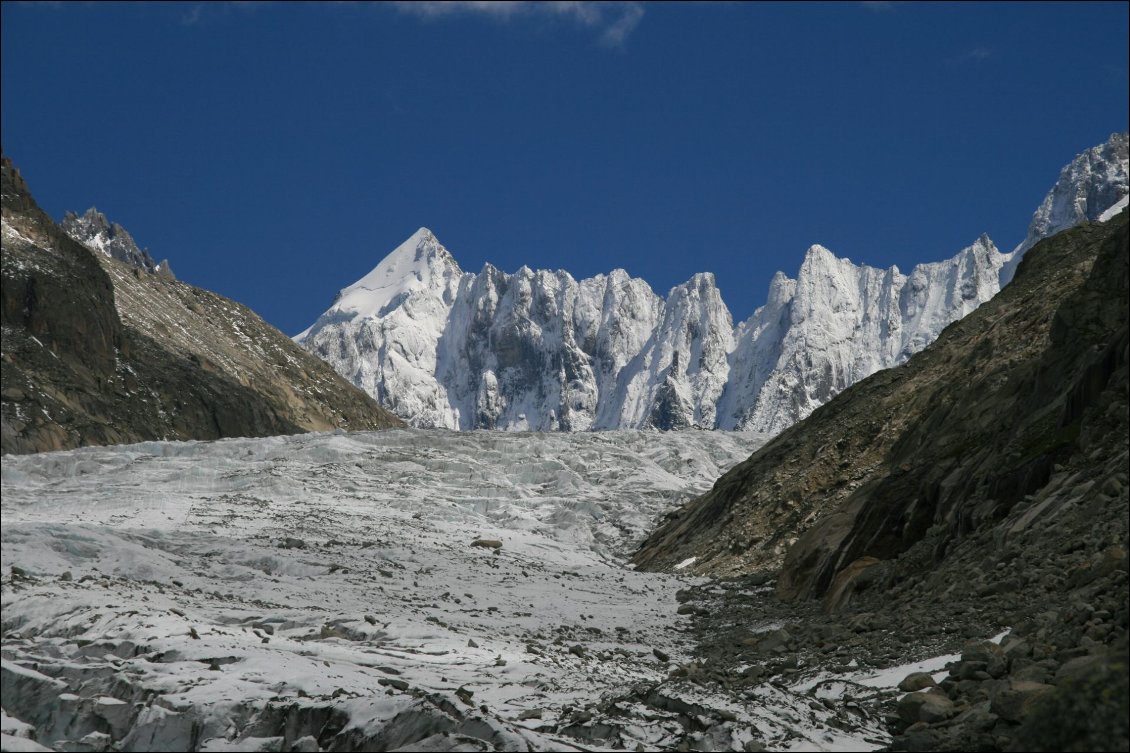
[298,133,1128,434]
[628,198,1129,753]
[62,207,174,278]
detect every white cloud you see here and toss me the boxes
[393,1,645,47]
[598,2,644,47]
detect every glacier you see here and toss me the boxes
[2,427,939,751]
[297,134,1128,433]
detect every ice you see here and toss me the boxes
[0,429,1015,750]
[5,428,831,751]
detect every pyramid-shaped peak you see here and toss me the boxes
[385,226,457,266]
[409,226,436,243]
[316,226,465,325]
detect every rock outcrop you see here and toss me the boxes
[62,207,174,278]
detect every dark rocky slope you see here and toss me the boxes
[634,210,1128,750]
[634,211,1127,592]
[1,155,402,454]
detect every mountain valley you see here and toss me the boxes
[1,139,1126,752]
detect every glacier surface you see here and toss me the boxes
[0,429,952,751]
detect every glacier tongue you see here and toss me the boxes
[296,134,1128,434]
[6,430,830,752]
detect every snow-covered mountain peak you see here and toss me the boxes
[763,270,797,305]
[796,243,861,282]
[298,135,1128,434]
[381,225,458,275]
[1015,131,1128,256]
[801,243,836,262]
[940,234,1003,275]
[319,226,464,323]
[667,271,719,298]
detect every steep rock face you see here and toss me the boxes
[62,207,174,278]
[1,155,401,455]
[998,131,1128,284]
[631,210,1129,612]
[610,273,734,430]
[440,263,596,431]
[716,236,1007,434]
[298,135,1127,434]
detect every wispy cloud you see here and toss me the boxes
[393,1,645,47]
[948,46,992,65]
[178,1,272,27]
[181,3,204,25]
[11,1,72,8]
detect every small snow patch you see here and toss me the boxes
[1098,194,1128,222]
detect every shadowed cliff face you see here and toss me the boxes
[1,154,402,455]
[633,209,1128,610]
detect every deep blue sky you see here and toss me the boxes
[2,2,1127,334]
